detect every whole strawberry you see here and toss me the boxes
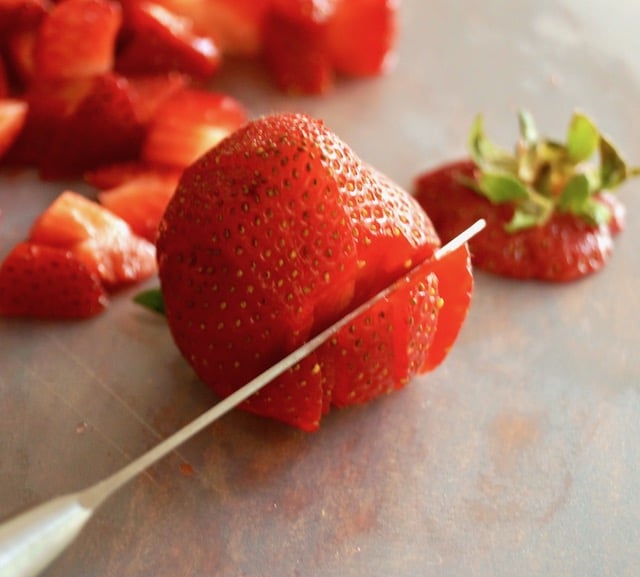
[415,111,637,282]
[155,113,472,430]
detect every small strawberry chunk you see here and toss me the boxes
[34,0,122,80]
[39,73,145,179]
[141,87,247,168]
[28,191,156,289]
[0,241,108,319]
[116,2,221,79]
[328,0,397,77]
[97,168,182,242]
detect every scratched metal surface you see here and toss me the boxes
[1,1,640,575]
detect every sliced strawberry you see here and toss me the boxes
[141,87,247,168]
[84,159,181,188]
[4,76,94,167]
[0,98,28,159]
[149,0,271,55]
[124,72,188,126]
[116,2,221,79]
[28,191,156,289]
[419,243,472,372]
[328,0,397,77]
[39,73,145,179]
[323,264,440,408]
[261,3,334,94]
[34,0,122,80]
[0,241,108,319]
[97,168,181,242]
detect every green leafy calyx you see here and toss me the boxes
[466,110,639,232]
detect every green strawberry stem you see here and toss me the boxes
[465,110,639,232]
[134,288,165,314]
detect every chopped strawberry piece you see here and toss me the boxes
[116,2,221,79]
[121,72,189,126]
[97,168,181,241]
[0,56,9,98]
[419,243,472,372]
[261,3,334,94]
[34,0,122,80]
[141,87,247,168]
[4,76,94,167]
[28,191,156,289]
[39,73,145,179]
[328,0,397,77]
[0,0,49,34]
[0,241,108,319]
[150,0,271,55]
[0,98,28,159]
[84,160,181,188]
[324,264,440,408]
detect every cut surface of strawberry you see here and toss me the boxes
[34,0,122,80]
[97,168,182,242]
[29,191,157,289]
[155,113,468,430]
[415,111,638,282]
[116,1,221,79]
[0,241,108,319]
[141,87,248,168]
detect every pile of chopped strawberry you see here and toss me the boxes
[0,191,156,318]
[149,113,474,431]
[415,111,638,282]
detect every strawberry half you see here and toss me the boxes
[415,111,638,282]
[96,166,182,242]
[155,113,469,430]
[0,241,108,319]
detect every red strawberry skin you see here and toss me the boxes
[415,160,624,282]
[156,113,453,430]
[0,241,108,319]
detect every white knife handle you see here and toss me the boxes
[0,494,93,577]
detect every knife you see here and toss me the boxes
[0,219,485,577]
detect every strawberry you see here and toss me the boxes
[37,73,146,178]
[261,0,398,94]
[0,241,108,319]
[115,2,222,79]
[328,0,397,77]
[147,0,271,55]
[415,111,638,282]
[154,113,469,430]
[96,166,182,242]
[33,0,122,80]
[141,87,248,168]
[0,98,28,159]
[261,1,334,95]
[28,190,156,290]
